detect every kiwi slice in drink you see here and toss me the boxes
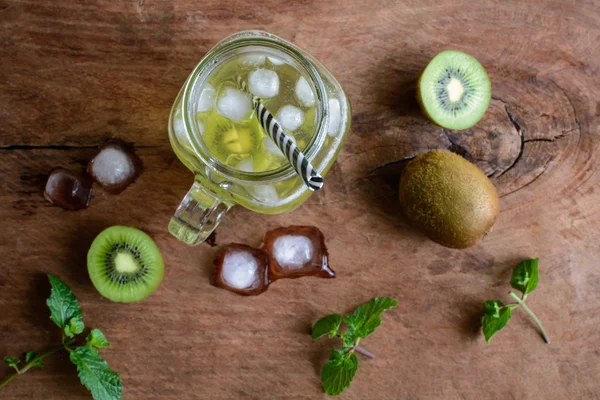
[203,114,264,164]
[87,226,164,303]
[418,50,491,130]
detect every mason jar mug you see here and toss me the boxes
[168,31,351,245]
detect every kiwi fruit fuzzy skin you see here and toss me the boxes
[399,150,500,249]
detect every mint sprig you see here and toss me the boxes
[510,258,539,296]
[1,275,122,399]
[482,258,549,343]
[312,297,397,396]
[312,314,342,340]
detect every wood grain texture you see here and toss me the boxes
[1,0,600,399]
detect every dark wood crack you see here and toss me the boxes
[497,104,524,178]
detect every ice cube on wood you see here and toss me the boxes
[262,226,334,280]
[44,168,93,211]
[213,244,270,296]
[87,139,143,194]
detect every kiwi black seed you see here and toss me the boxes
[87,226,164,303]
[399,150,500,249]
[418,50,491,130]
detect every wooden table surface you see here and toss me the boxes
[1,1,599,399]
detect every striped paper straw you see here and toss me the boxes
[235,75,324,191]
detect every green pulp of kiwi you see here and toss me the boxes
[87,226,164,303]
[418,50,491,130]
[399,150,500,249]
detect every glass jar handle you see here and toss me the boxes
[168,178,232,246]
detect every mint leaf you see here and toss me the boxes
[321,349,359,396]
[64,316,85,338]
[31,359,45,368]
[342,331,356,348]
[4,356,19,368]
[312,314,342,340]
[87,329,110,351]
[47,275,83,331]
[345,297,398,339]
[25,351,37,363]
[510,258,539,295]
[70,347,122,400]
[482,300,512,343]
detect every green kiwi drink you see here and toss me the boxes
[197,54,317,180]
[168,31,351,245]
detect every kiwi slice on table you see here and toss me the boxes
[87,226,164,303]
[418,50,491,130]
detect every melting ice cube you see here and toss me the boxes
[262,226,334,280]
[197,83,216,112]
[276,105,304,131]
[213,244,270,295]
[248,69,279,98]
[272,235,314,269]
[222,252,258,288]
[44,168,93,211]
[87,140,142,194]
[90,148,133,185]
[327,98,341,137]
[295,76,315,107]
[217,87,253,122]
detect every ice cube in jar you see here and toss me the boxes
[248,69,280,98]
[327,98,341,137]
[263,135,295,157]
[276,105,305,131]
[295,76,315,107]
[197,83,216,112]
[262,226,334,280]
[44,168,93,211]
[241,54,266,66]
[213,244,270,295]
[267,56,285,66]
[217,87,253,122]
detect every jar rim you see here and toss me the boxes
[181,31,328,185]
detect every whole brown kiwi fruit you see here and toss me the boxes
[399,150,500,249]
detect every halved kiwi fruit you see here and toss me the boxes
[87,226,164,303]
[418,50,491,130]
